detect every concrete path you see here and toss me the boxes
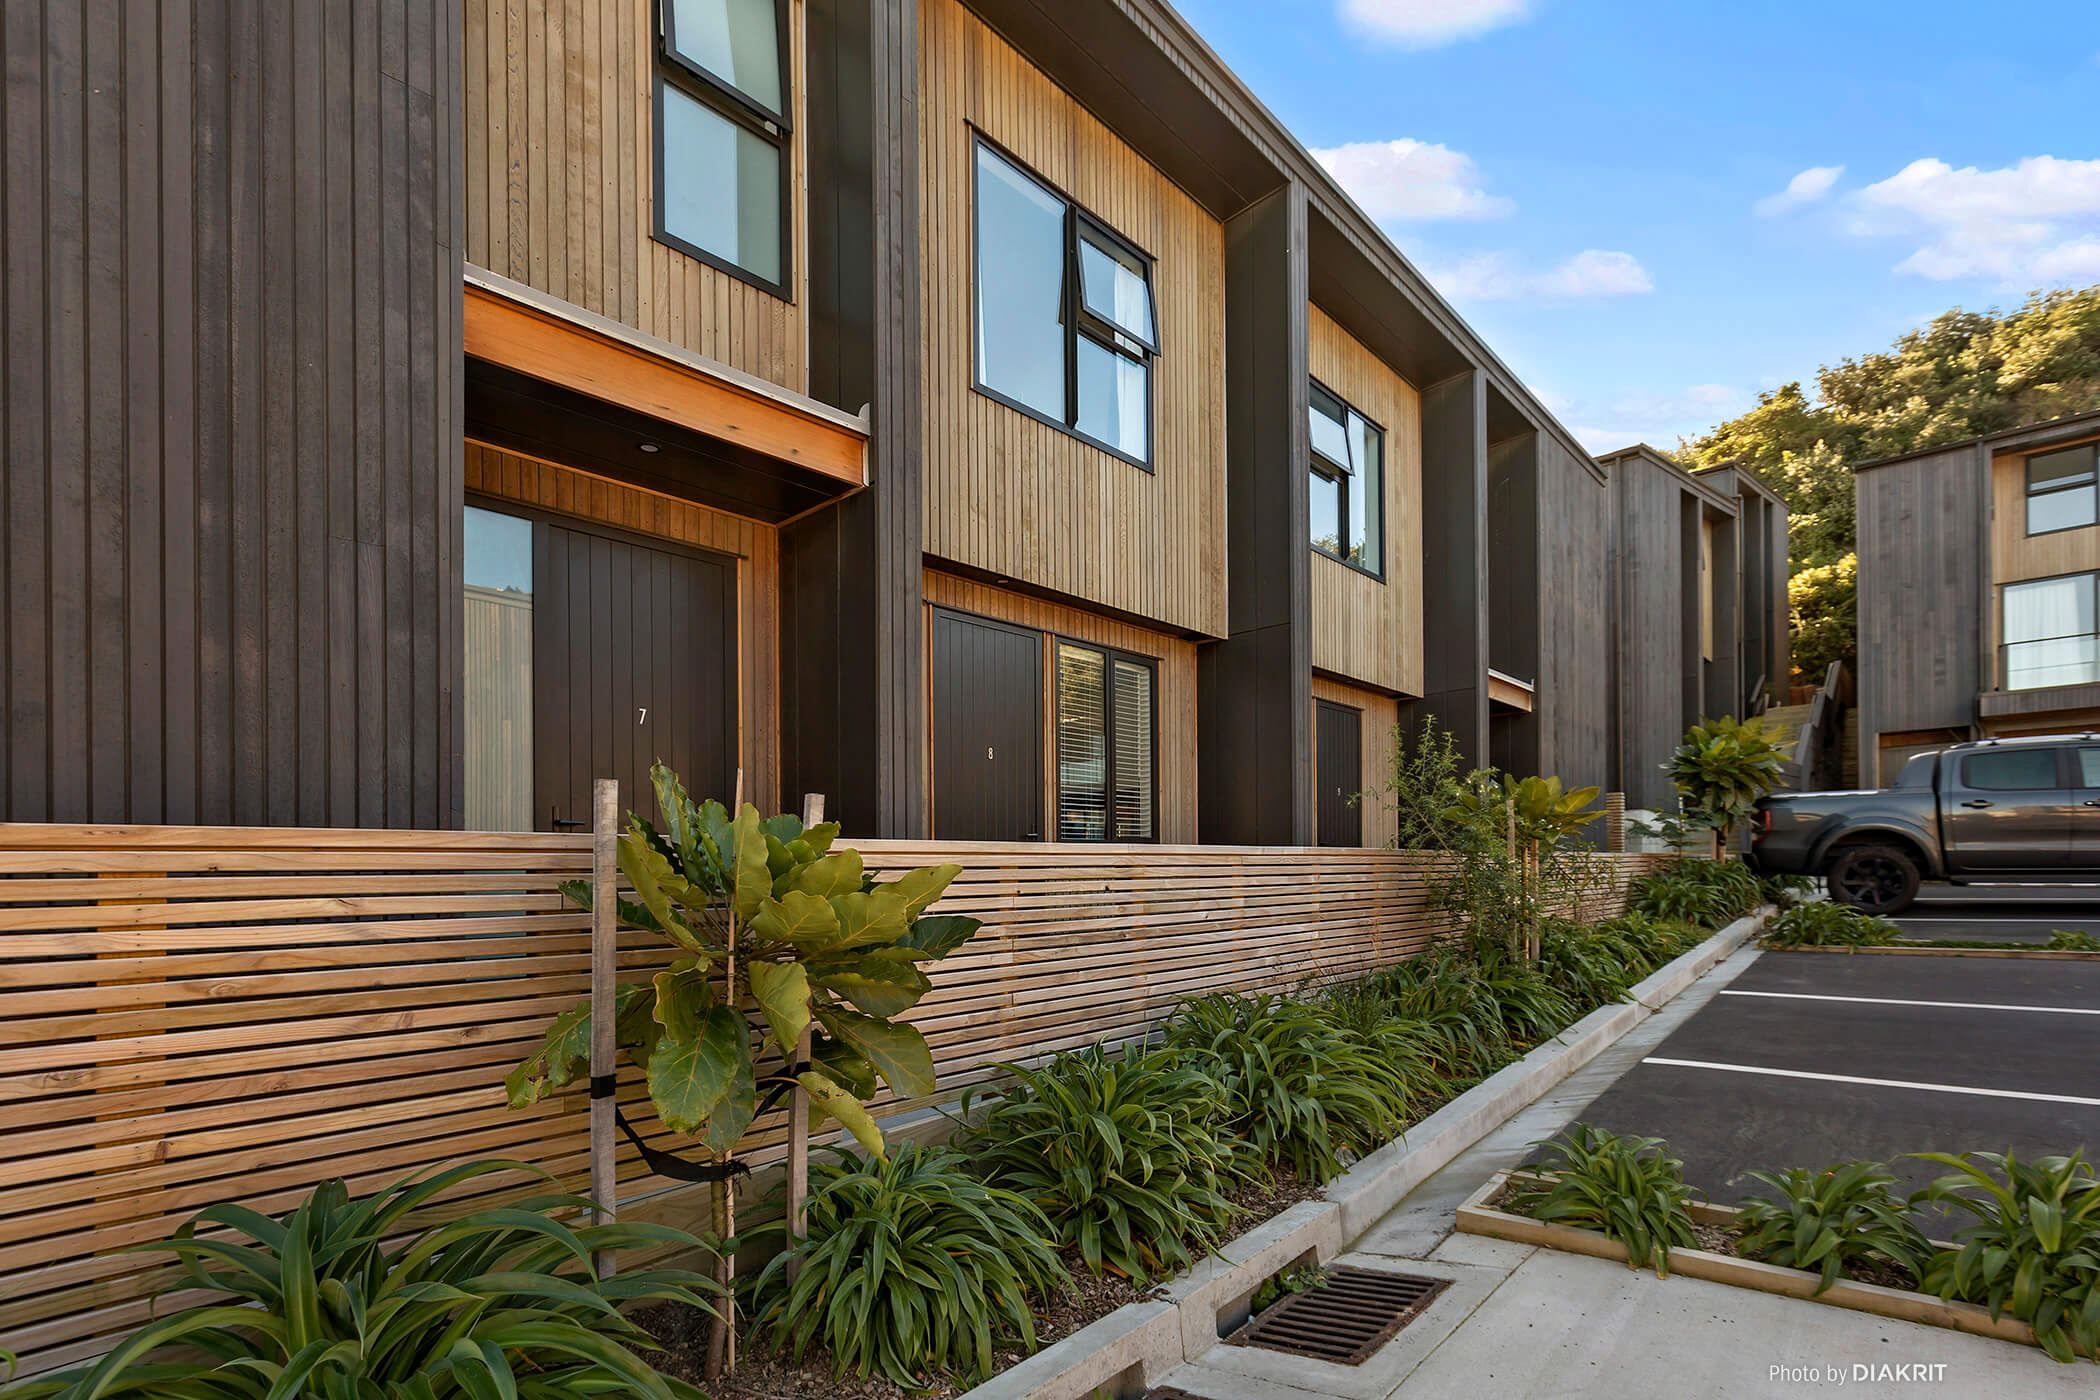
[1152,944,2092,1399]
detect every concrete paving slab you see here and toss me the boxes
[1393,1246,2090,1399]
[1426,1232,1535,1269]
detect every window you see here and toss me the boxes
[1308,382,1384,574]
[2003,573,2099,690]
[2027,444,2098,535]
[463,507,535,831]
[1699,517,1716,661]
[974,140,1158,467]
[2079,748,2100,789]
[655,0,788,292]
[1961,748,2061,792]
[1055,642,1157,841]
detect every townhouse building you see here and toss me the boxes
[5,0,1648,847]
[1855,410,2100,785]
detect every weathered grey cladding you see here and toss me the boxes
[1406,372,1490,765]
[782,0,926,838]
[1536,435,1612,795]
[1,0,463,826]
[1855,444,1987,782]
[1199,182,1311,845]
[1486,433,1540,778]
[1606,451,1701,810]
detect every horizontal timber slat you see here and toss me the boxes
[0,824,1666,1375]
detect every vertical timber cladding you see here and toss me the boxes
[0,0,462,826]
[1306,306,1425,699]
[924,572,1199,842]
[462,0,810,392]
[917,0,1228,639]
[1534,437,1612,796]
[465,443,782,813]
[1311,676,1398,848]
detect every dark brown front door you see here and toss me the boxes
[533,520,738,832]
[1317,699,1364,848]
[931,608,1043,840]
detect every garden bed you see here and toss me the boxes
[1456,1171,2037,1350]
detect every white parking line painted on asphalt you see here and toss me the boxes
[1720,989,2100,1017]
[1643,1058,2100,1108]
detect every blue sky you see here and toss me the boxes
[1174,0,2100,452]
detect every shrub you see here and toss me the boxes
[959,1044,1243,1283]
[1630,858,1762,928]
[1163,993,1414,1182]
[1667,715,1787,840]
[1469,954,1580,1047]
[746,1145,1070,1385]
[1760,872,1820,909]
[1364,955,1517,1079]
[2048,929,2100,952]
[1735,1162,1931,1293]
[1761,901,1900,949]
[1914,1150,2100,1364]
[4,1162,718,1400]
[1509,1124,1699,1276]
[1536,920,1640,1008]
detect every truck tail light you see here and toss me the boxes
[1755,808,1772,842]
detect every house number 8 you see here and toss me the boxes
[986,746,995,760]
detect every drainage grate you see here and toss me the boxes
[1225,1267,1450,1365]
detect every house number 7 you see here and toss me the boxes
[638,707,648,725]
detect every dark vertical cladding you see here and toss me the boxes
[1535,437,1611,794]
[1,0,462,826]
[1410,371,1489,763]
[1486,432,1540,777]
[1199,182,1311,845]
[786,0,924,836]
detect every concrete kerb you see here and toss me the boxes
[954,907,1770,1400]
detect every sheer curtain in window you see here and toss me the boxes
[2004,574,2098,690]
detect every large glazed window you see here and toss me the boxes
[2003,573,2099,690]
[463,507,534,831]
[973,140,1158,468]
[2026,444,2098,535]
[1055,642,1158,841]
[656,0,789,292]
[1308,381,1384,575]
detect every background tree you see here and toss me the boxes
[1676,284,2100,683]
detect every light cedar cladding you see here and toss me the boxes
[1310,675,1399,849]
[1991,435,2100,586]
[1307,305,1425,697]
[464,442,781,812]
[463,0,808,392]
[923,571,1198,842]
[917,0,1227,638]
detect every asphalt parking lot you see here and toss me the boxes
[1888,884,2100,943]
[1562,896,2100,1203]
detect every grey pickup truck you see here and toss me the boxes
[1751,733,2100,914]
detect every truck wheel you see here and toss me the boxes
[1826,845,1921,915]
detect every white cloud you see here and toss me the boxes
[1552,385,1745,454]
[1847,156,2100,284]
[1311,139,1515,222]
[1754,165,1844,217]
[1339,0,1533,49]
[1428,249,1654,302]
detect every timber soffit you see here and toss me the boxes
[1851,408,2100,474]
[962,0,1608,486]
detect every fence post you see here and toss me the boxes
[786,793,824,1284]
[1604,792,1625,853]
[589,777,619,1279]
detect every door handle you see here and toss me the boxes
[2085,800,2100,808]
[551,808,588,829]
[1961,799,1993,809]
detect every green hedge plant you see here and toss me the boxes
[1510,1124,1699,1277]
[745,1145,1069,1385]
[1667,715,1786,842]
[1630,858,1762,929]
[1915,1150,2100,1364]
[1734,1162,1931,1294]
[958,1044,1243,1283]
[1760,901,1900,949]
[1162,993,1413,1182]
[5,1162,717,1400]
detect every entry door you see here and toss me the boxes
[931,609,1043,840]
[1317,699,1364,848]
[533,521,738,833]
[1940,745,2074,870]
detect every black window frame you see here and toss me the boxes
[651,0,794,299]
[1052,637,1161,843]
[2024,442,2099,537]
[970,132,1159,473]
[1307,377,1386,580]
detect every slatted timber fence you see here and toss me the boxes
[0,823,1670,1375]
